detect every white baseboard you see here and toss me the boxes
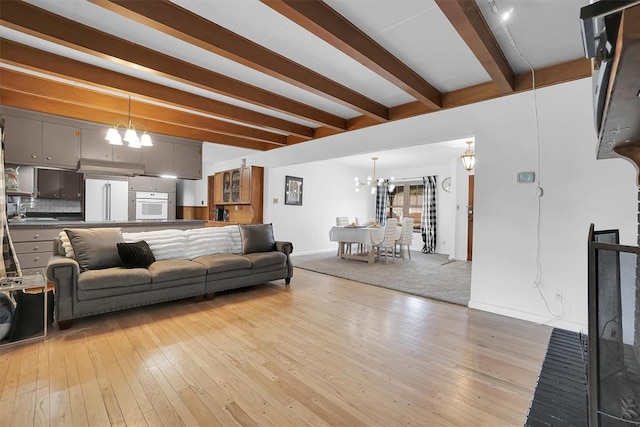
[290,248,335,257]
[468,300,586,333]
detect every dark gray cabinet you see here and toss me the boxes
[37,169,82,200]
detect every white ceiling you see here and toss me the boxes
[0,0,591,168]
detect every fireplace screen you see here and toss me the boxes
[589,226,640,425]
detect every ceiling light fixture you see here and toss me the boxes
[105,96,153,148]
[461,141,475,171]
[354,157,395,195]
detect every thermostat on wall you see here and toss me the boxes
[517,171,535,183]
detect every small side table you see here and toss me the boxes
[0,271,48,348]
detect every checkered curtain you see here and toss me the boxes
[421,176,437,253]
[375,182,388,225]
[0,118,21,277]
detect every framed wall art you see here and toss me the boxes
[284,176,303,206]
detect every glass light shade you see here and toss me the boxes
[106,127,123,145]
[124,128,141,148]
[140,132,153,147]
[461,152,475,171]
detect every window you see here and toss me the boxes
[388,182,423,231]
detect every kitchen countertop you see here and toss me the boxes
[8,219,207,228]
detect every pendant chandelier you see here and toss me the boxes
[105,96,152,148]
[461,140,475,171]
[354,157,395,194]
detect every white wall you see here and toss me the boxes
[198,78,637,332]
[469,80,636,332]
[262,159,372,255]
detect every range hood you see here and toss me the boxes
[77,158,145,176]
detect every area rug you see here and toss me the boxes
[292,251,471,306]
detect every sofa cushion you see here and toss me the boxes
[147,259,207,283]
[185,227,231,259]
[225,225,243,254]
[65,228,124,272]
[243,251,287,269]
[122,229,188,260]
[192,253,252,273]
[117,241,156,268]
[78,267,152,291]
[239,223,276,254]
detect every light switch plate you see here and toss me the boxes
[517,171,535,183]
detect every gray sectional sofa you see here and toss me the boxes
[46,224,293,329]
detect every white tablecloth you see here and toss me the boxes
[329,226,385,247]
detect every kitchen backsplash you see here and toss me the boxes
[27,198,81,213]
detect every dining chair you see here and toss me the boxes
[336,216,352,255]
[374,218,398,263]
[395,217,414,260]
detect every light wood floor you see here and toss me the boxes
[0,269,551,426]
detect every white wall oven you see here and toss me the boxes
[135,192,168,220]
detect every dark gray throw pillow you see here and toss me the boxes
[239,223,276,254]
[117,241,156,268]
[65,228,124,272]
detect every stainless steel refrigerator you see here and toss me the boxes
[84,177,129,222]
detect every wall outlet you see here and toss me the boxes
[273,198,279,204]
[553,290,562,301]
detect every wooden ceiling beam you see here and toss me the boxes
[0,38,314,140]
[0,69,287,146]
[1,89,271,150]
[89,0,389,122]
[261,0,442,110]
[0,1,345,130]
[435,0,515,94]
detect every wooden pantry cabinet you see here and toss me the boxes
[208,166,263,225]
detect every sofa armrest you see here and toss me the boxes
[275,241,293,283]
[46,255,80,322]
[275,241,293,255]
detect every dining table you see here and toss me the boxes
[329,224,401,264]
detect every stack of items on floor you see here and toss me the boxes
[47,224,293,329]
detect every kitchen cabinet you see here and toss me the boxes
[10,228,61,277]
[36,169,82,200]
[142,139,174,176]
[128,176,175,193]
[173,143,202,179]
[60,170,82,199]
[168,192,176,220]
[2,116,80,168]
[80,128,142,164]
[142,138,202,179]
[3,115,44,165]
[42,122,80,168]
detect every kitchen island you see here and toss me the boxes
[8,219,206,276]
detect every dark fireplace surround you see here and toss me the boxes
[588,225,640,425]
